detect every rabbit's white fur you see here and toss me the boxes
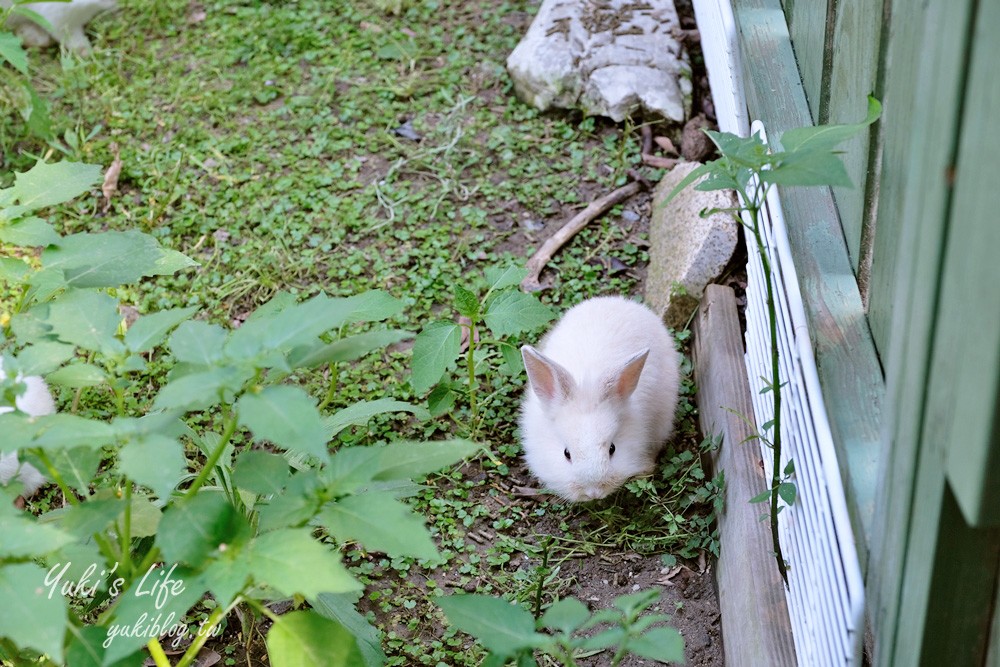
[520,296,680,501]
[2,0,117,54]
[0,359,54,496]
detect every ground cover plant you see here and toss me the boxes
[1,1,723,664]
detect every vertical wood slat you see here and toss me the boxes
[937,0,1000,526]
[867,0,989,663]
[731,0,883,565]
[693,285,796,667]
[784,0,829,122]
[866,0,933,360]
[825,0,885,280]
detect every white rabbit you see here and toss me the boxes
[2,0,117,54]
[0,359,54,497]
[520,296,681,501]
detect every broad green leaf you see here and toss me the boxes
[779,96,882,153]
[22,82,53,141]
[410,320,461,394]
[257,484,319,533]
[482,290,555,338]
[266,611,366,667]
[778,482,797,505]
[156,492,247,565]
[485,265,529,291]
[0,256,30,282]
[153,366,253,411]
[0,31,28,74]
[0,512,73,557]
[325,398,430,438]
[324,447,381,495]
[124,306,199,353]
[64,626,144,667]
[45,289,124,356]
[539,597,590,634]
[237,386,329,464]
[0,215,59,246]
[498,340,524,375]
[226,293,362,358]
[119,434,186,501]
[202,553,252,607]
[7,342,73,377]
[128,494,162,537]
[580,626,626,650]
[52,497,123,540]
[104,568,205,664]
[168,320,228,365]
[232,450,290,496]
[343,289,404,322]
[453,284,480,319]
[373,439,479,481]
[625,626,685,662]
[45,363,106,388]
[288,329,413,369]
[0,563,68,663]
[749,489,771,504]
[11,160,102,212]
[0,413,114,451]
[427,382,456,417]
[784,459,795,476]
[613,589,660,614]
[32,446,101,494]
[247,528,360,598]
[41,230,196,289]
[437,595,544,655]
[317,491,439,561]
[762,150,853,188]
[314,592,387,667]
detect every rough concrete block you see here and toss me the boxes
[646,162,738,329]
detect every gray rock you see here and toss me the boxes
[506,0,692,122]
[645,162,737,329]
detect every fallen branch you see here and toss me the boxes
[521,180,647,292]
[641,153,678,169]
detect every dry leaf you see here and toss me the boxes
[102,142,122,213]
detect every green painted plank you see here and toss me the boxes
[826,0,885,276]
[732,0,883,567]
[938,0,1000,527]
[866,0,936,360]
[785,0,829,122]
[867,0,980,664]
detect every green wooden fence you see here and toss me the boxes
[729,0,1000,663]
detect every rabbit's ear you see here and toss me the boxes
[602,348,649,402]
[522,346,576,404]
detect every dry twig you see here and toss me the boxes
[521,179,647,291]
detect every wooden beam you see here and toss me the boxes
[731,0,883,568]
[693,284,796,667]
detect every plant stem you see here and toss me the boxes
[184,405,239,499]
[747,193,788,584]
[147,638,171,667]
[176,597,242,667]
[466,319,478,437]
[532,537,552,619]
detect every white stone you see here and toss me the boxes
[507,0,692,122]
[645,162,738,329]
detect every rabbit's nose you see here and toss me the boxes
[583,486,607,501]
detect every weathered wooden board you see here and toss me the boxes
[865,0,929,359]
[731,0,883,568]
[826,0,885,282]
[937,0,1000,527]
[784,0,829,122]
[693,284,796,667]
[867,0,1000,664]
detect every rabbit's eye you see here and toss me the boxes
[609,443,616,456]
[563,448,571,462]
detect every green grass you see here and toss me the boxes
[1,1,718,663]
